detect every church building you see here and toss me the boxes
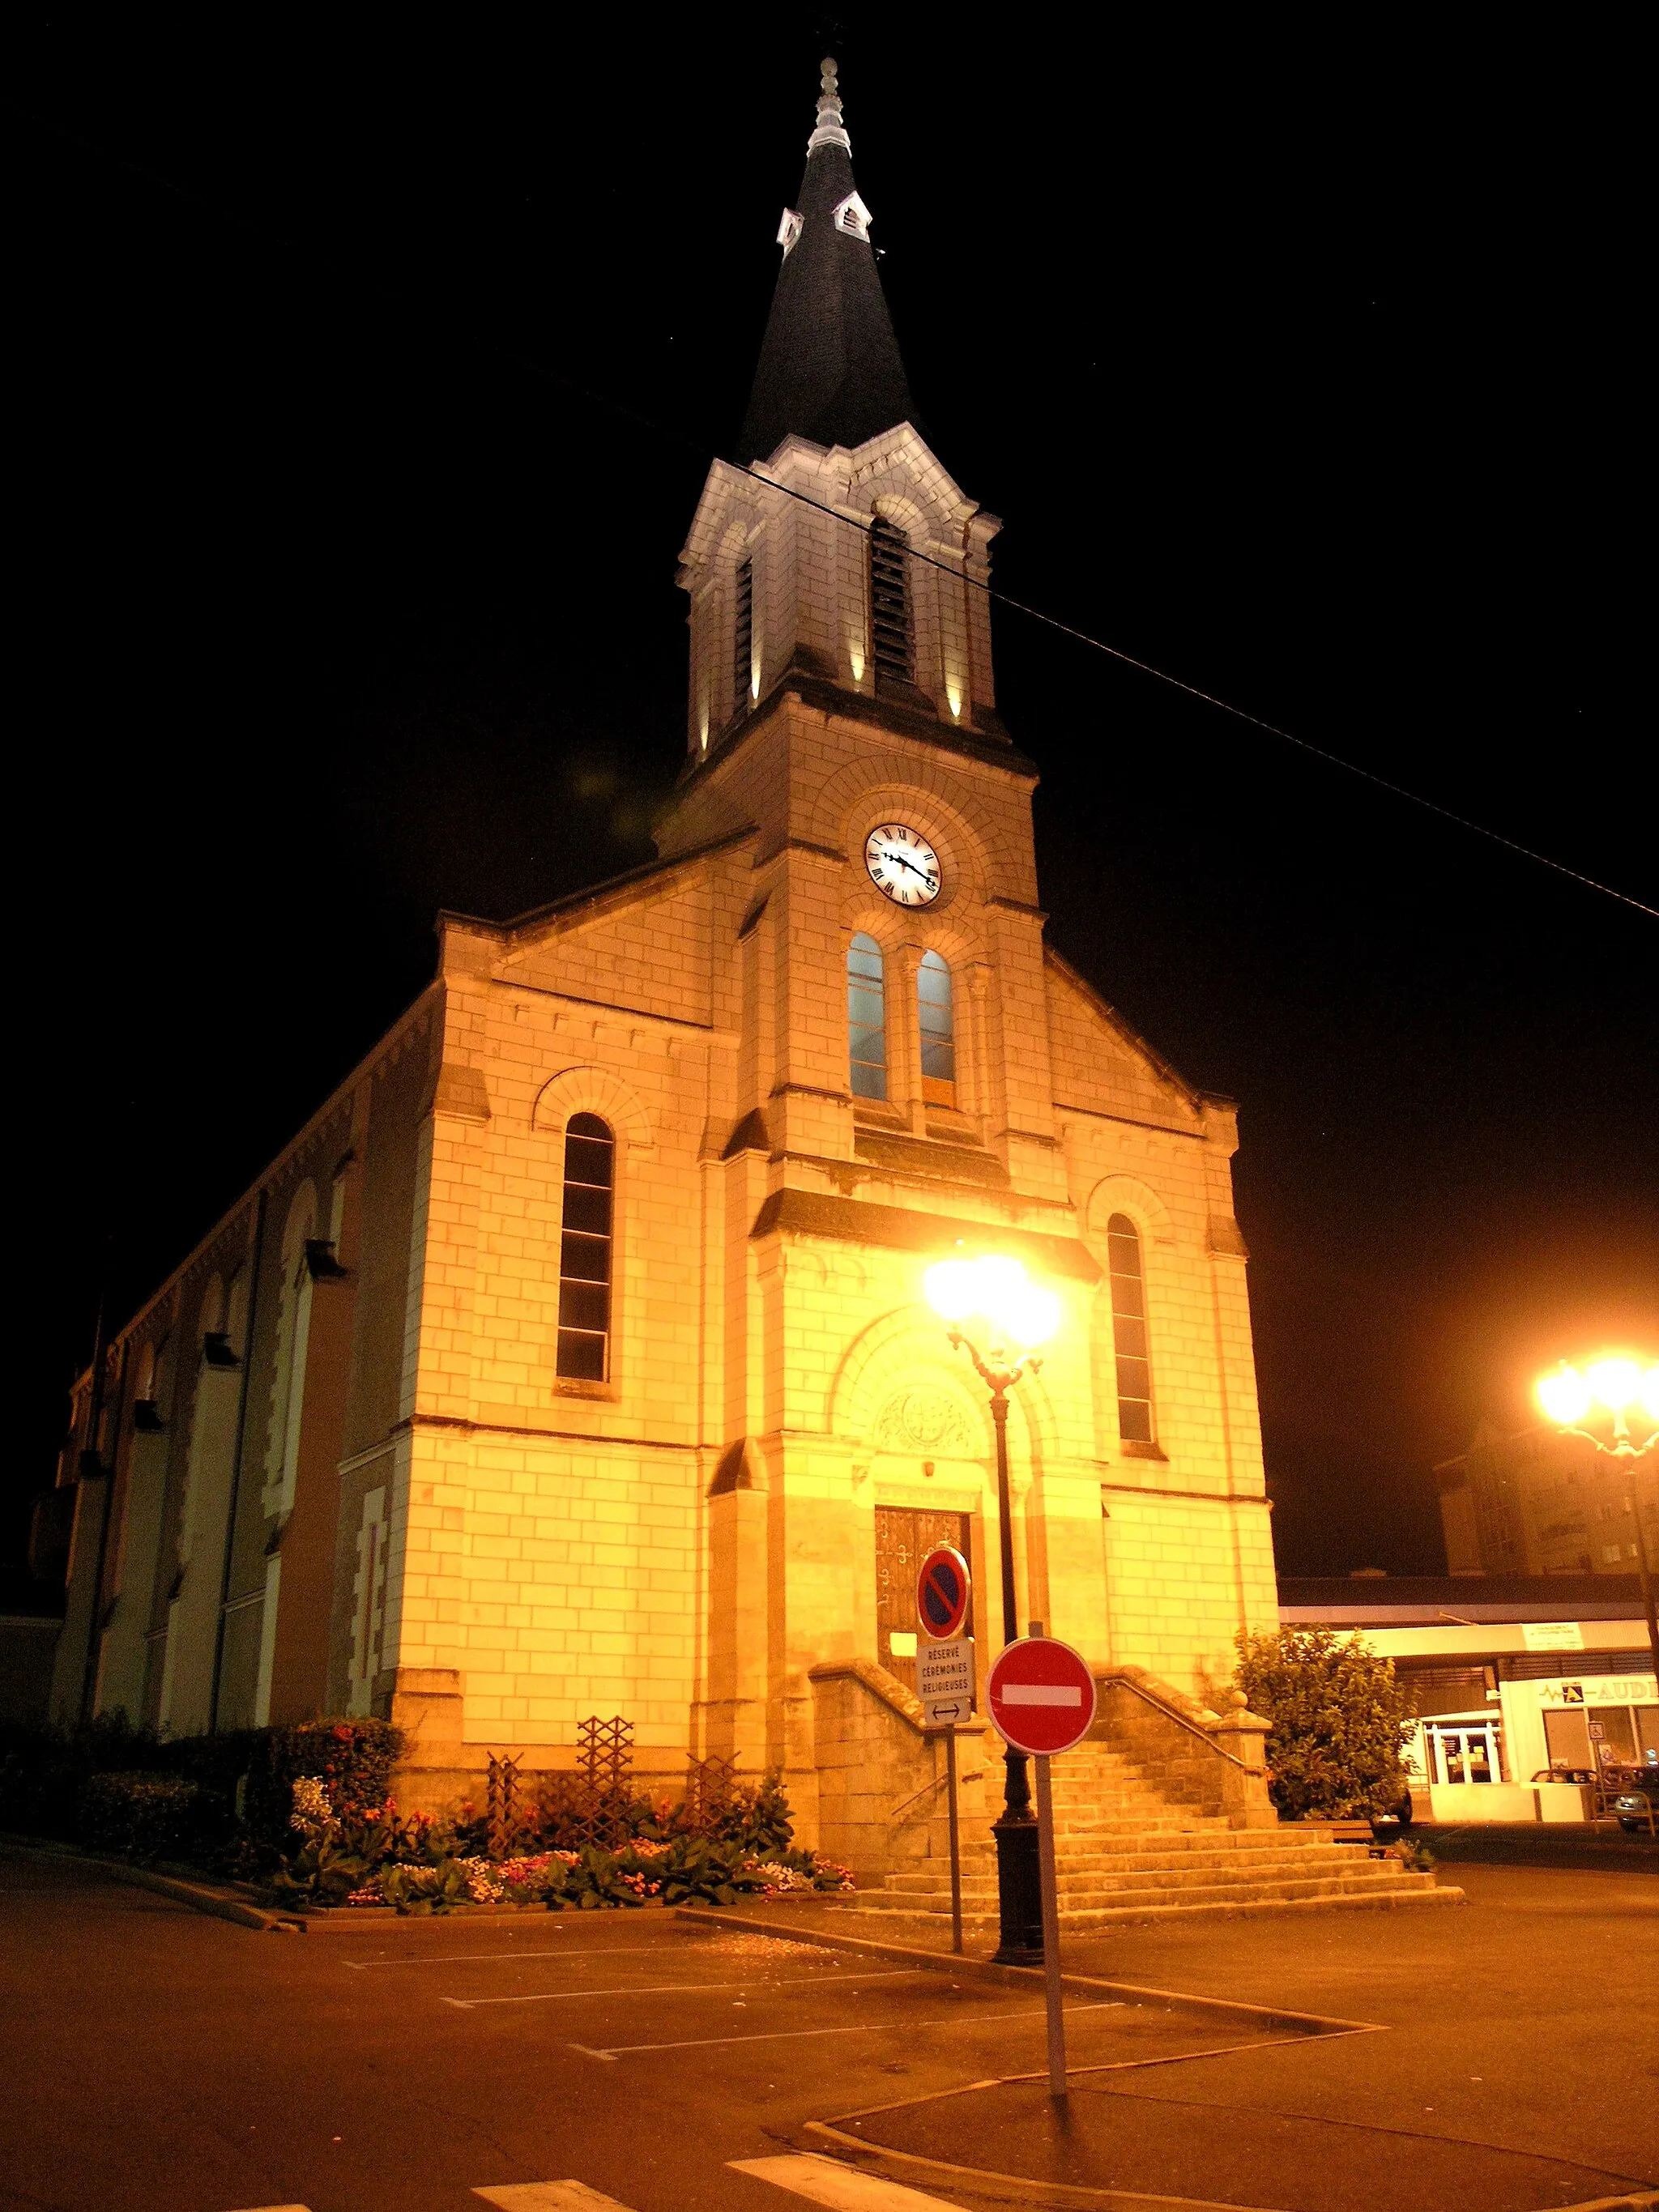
[46,62,1281,1873]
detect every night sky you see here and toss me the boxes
[11,17,1653,1588]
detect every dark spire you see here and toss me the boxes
[736,58,921,465]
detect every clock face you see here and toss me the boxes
[865,823,941,906]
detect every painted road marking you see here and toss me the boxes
[226,2205,313,2210]
[442,1968,921,2010]
[583,1999,1122,2058]
[475,2184,640,2210]
[731,2153,966,2208]
[343,1943,683,1971]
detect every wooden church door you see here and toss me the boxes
[875,1506,975,1692]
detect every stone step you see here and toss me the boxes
[885,1840,1380,1888]
[861,1868,1435,1916]
[857,1881,1463,1931]
[879,1856,1414,1906]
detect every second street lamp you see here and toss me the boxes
[925,1254,1061,1965]
[1535,1356,1659,1690]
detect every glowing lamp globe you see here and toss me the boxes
[1536,1365,1592,1428]
[924,1255,1060,1350]
[1643,1369,1659,1426]
[923,1259,978,1323]
[1585,1357,1644,1413]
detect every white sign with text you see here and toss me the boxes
[918,1636,974,1722]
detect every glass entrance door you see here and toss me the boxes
[1427,1721,1502,1784]
[874,1507,973,1693]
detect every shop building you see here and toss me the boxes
[1279,1575,1657,1822]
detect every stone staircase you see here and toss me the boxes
[858,1741,1458,1928]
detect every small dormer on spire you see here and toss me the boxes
[808,55,851,155]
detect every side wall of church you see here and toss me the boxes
[376,858,752,1768]
[53,995,440,1740]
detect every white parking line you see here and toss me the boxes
[585,1999,1122,2058]
[343,1944,680,1971]
[442,1968,921,2010]
[731,2154,967,2209]
[475,2184,639,2210]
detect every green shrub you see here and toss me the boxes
[1233,1625,1418,1822]
[377,1858,474,1914]
[241,1719,403,1851]
[656,1836,769,1907]
[1,1715,168,1841]
[76,1771,232,1865]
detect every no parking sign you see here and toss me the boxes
[915,1545,970,1641]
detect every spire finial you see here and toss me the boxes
[808,53,851,155]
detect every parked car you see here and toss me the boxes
[1609,1771,1659,1835]
[1530,1766,1598,1786]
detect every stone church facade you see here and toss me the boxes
[46,63,1279,1871]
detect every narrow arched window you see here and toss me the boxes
[1107,1213,1154,1443]
[848,934,887,1101]
[557,1113,615,1380]
[918,949,955,1106]
[869,518,912,683]
[733,556,753,711]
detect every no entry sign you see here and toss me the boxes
[916,1545,971,1642]
[987,1635,1097,1757]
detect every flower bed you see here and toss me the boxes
[268,1777,852,1914]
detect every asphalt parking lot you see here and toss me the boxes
[2,1850,1654,2212]
[0,1854,1277,2212]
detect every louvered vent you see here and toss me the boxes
[868,518,912,683]
[733,557,754,710]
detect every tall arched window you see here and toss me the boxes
[869,517,913,683]
[918,949,955,1106]
[733,555,753,711]
[557,1113,615,1380]
[848,934,887,1100]
[1107,1213,1154,1443]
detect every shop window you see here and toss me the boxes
[869,518,913,683]
[1107,1213,1155,1444]
[557,1114,614,1381]
[918,949,955,1106]
[848,934,887,1100]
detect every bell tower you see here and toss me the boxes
[670,58,1007,769]
[659,58,1064,1205]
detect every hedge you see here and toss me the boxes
[0,1715,403,1856]
[241,1720,403,1850]
[76,1771,233,1865]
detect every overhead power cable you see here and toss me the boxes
[12,96,1656,923]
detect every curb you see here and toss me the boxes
[672,1905,1381,2037]
[0,1836,301,1932]
[801,2125,1659,2212]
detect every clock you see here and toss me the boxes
[864,824,941,906]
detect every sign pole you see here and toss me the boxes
[1034,1749,1067,2097]
[986,1623,1094,2099]
[945,1723,962,1955]
[1028,1619,1067,2100]
[916,1541,974,1958]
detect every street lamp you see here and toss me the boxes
[1534,1356,1659,1689]
[925,1254,1061,1964]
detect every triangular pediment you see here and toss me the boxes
[1045,949,1205,1131]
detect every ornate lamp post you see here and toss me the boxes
[1535,1357,1659,1688]
[925,1255,1060,1964]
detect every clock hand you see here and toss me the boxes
[883,848,928,880]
